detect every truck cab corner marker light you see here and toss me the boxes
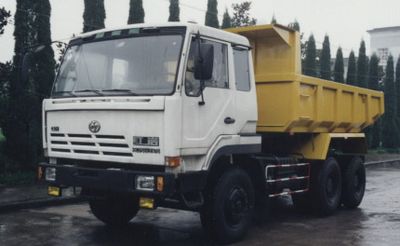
[165,156,181,168]
[38,166,43,180]
[157,176,164,192]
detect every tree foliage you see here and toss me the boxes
[221,8,232,29]
[382,55,399,148]
[205,0,219,28]
[0,7,12,35]
[168,0,180,22]
[346,51,357,85]
[0,7,12,128]
[357,40,368,88]
[396,56,400,120]
[368,54,381,148]
[3,0,55,169]
[303,34,317,77]
[271,14,277,24]
[128,0,145,24]
[320,35,331,80]
[3,0,35,168]
[231,1,256,27]
[0,62,12,135]
[288,20,300,32]
[333,47,344,83]
[83,0,105,33]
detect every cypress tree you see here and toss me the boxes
[4,0,34,167]
[357,40,368,88]
[0,62,12,144]
[333,47,345,83]
[28,0,55,166]
[396,56,400,119]
[271,14,277,24]
[83,0,105,33]
[33,0,55,98]
[382,55,399,149]
[168,0,180,22]
[365,56,370,83]
[368,54,380,90]
[303,34,317,77]
[128,0,145,24]
[4,0,55,168]
[320,35,331,80]
[205,0,219,28]
[368,54,381,148]
[346,51,357,85]
[221,9,232,29]
[288,20,300,32]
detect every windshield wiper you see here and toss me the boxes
[74,89,104,96]
[101,89,138,95]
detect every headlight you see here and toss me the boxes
[45,167,56,181]
[136,175,155,191]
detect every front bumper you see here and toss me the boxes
[38,163,207,198]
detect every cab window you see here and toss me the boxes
[233,48,251,91]
[185,38,229,96]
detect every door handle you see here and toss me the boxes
[224,117,235,124]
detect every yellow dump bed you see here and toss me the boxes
[228,25,384,133]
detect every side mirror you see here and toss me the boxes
[194,44,214,81]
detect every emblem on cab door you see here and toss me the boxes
[88,120,101,133]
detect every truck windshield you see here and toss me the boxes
[53,34,183,97]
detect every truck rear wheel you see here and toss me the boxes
[89,194,139,227]
[313,157,342,215]
[201,168,255,244]
[342,157,366,209]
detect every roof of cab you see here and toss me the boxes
[71,22,250,46]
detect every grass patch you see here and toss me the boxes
[0,171,36,186]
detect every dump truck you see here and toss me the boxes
[36,23,384,244]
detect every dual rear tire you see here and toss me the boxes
[342,157,366,208]
[293,156,366,215]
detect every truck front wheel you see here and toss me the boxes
[201,168,255,244]
[342,157,366,209]
[89,194,139,227]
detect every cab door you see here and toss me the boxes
[181,36,236,152]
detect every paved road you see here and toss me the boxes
[0,165,399,246]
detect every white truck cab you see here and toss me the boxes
[43,23,260,173]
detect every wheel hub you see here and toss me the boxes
[225,187,248,226]
[326,173,338,199]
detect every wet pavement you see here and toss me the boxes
[0,184,78,206]
[0,165,399,246]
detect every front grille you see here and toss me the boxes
[49,133,132,157]
[57,158,165,172]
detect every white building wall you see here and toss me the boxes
[368,27,400,66]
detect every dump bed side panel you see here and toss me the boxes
[256,75,384,133]
[227,25,384,134]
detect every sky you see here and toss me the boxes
[0,0,399,62]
